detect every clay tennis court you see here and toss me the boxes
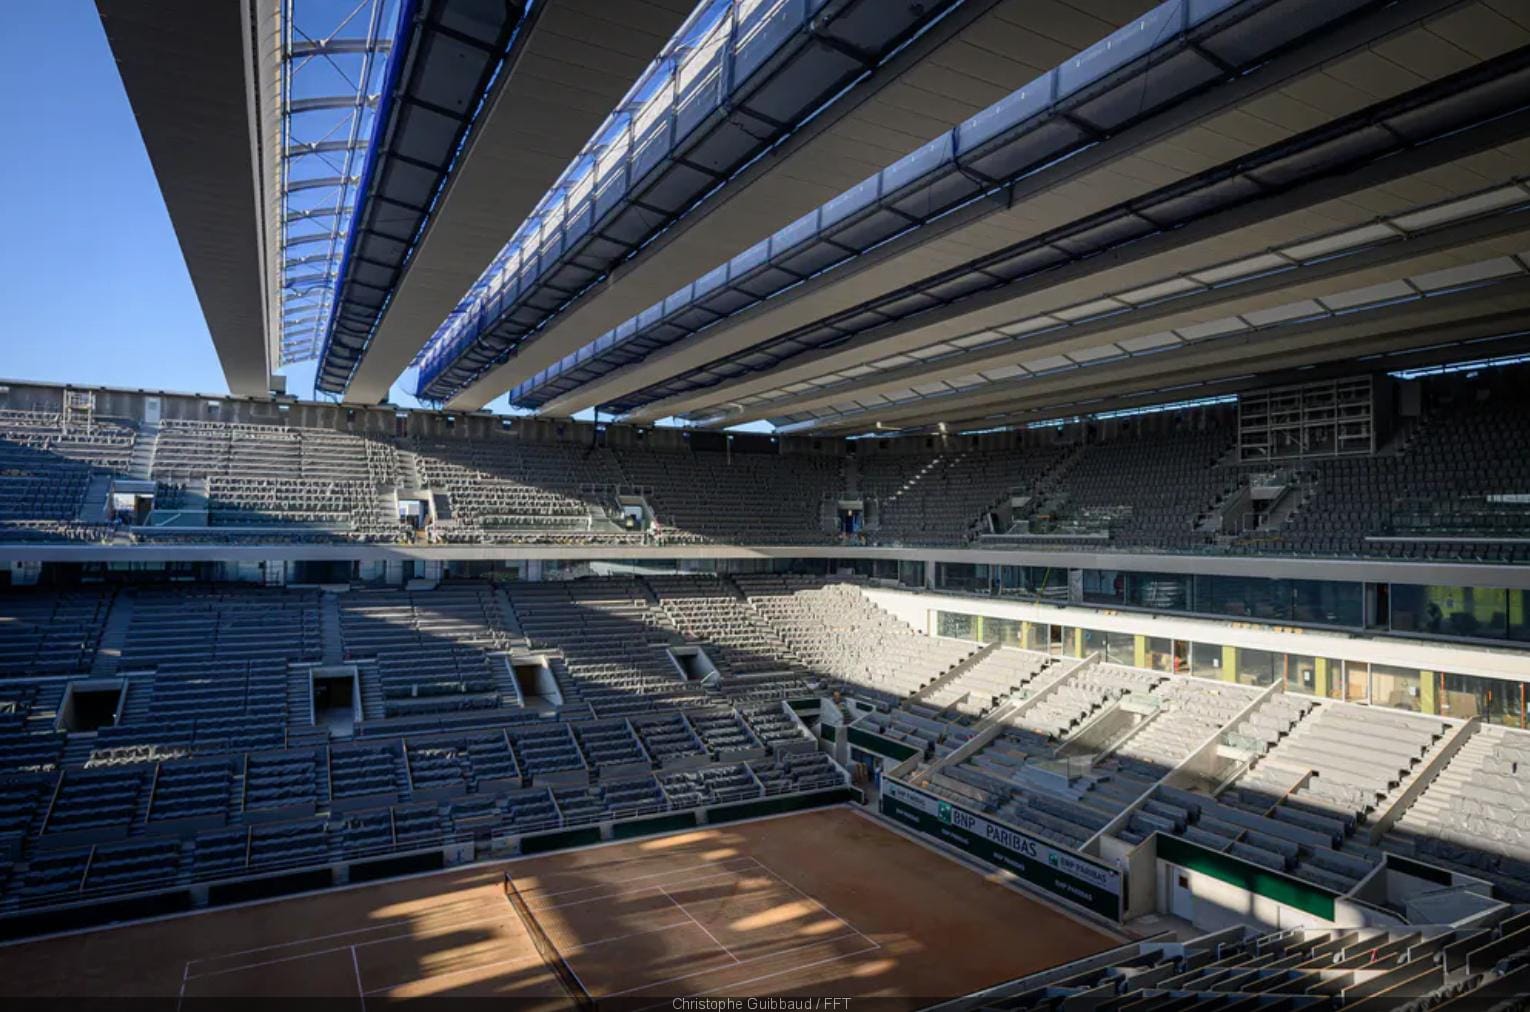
[0,807,1119,1005]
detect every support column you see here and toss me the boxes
[1419,670,1438,715]
[1220,645,1238,683]
[1314,658,1330,699]
[1134,635,1147,669]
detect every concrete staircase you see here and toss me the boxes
[89,588,135,676]
[127,424,159,480]
[397,449,424,490]
[320,591,344,665]
[495,589,528,649]
[358,663,386,721]
[76,473,114,522]
[117,673,155,725]
[494,654,522,707]
[286,663,313,728]
[885,452,959,508]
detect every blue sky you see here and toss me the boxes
[0,3,228,395]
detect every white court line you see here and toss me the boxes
[350,945,366,1012]
[186,864,771,982]
[529,867,765,913]
[600,930,867,998]
[357,918,694,997]
[524,856,758,902]
[658,886,740,964]
[744,856,879,949]
[566,917,694,953]
[630,943,882,1012]
[184,903,484,966]
[175,961,189,1012]
[185,910,512,979]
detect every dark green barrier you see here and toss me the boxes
[350,849,444,883]
[209,867,332,906]
[613,812,697,840]
[707,787,854,824]
[0,889,193,941]
[788,697,821,713]
[881,780,1121,921]
[1157,833,1336,919]
[521,826,602,854]
[1384,851,1453,887]
[846,725,919,761]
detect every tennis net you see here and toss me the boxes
[503,871,596,1010]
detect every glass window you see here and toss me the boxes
[1051,625,1070,657]
[1023,622,1049,651]
[1511,590,1529,643]
[936,611,976,640]
[1326,660,1346,700]
[1391,584,1510,641]
[1081,569,1125,605]
[1104,631,1135,665]
[1190,641,1223,679]
[936,563,991,594]
[1125,573,1191,612]
[1370,664,1421,711]
[1286,655,1322,696]
[1191,574,1361,626]
[981,617,1024,648]
[1290,579,1363,626]
[1196,575,1278,620]
[1236,648,1279,687]
[1146,637,1175,672]
[1441,671,1526,727]
[997,566,1042,597]
[1342,661,1369,703]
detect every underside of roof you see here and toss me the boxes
[96,0,274,397]
[492,0,1530,435]
[102,0,1530,430]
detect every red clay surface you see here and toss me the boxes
[0,807,1119,1006]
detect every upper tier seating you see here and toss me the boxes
[0,373,1522,558]
[414,439,634,544]
[1020,428,1235,550]
[0,410,134,542]
[858,445,1071,544]
[619,449,842,545]
[152,421,399,538]
[1273,397,1530,561]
